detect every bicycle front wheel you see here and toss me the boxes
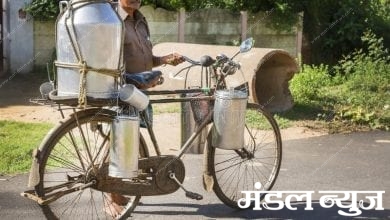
[35,108,148,220]
[207,103,282,209]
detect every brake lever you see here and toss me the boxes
[216,54,229,64]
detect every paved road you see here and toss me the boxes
[1,131,389,219]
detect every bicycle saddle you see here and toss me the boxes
[123,70,164,89]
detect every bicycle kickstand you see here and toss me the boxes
[169,172,203,200]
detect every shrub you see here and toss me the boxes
[290,30,389,130]
[290,64,334,106]
[334,31,390,129]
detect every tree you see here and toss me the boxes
[299,0,390,64]
[143,0,389,65]
[25,0,389,65]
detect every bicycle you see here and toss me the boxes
[22,38,282,219]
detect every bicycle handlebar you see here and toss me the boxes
[182,56,201,66]
[183,54,239,69]
[182,55,215,67]
[179,52,242,78]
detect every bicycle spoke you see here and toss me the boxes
[218,163,239,198]
[215,159,247,173]
[91,131,110,167]
[214,154,240,166]
[89,190,99,219]
[66,130,89,172]
[75,117,94,167]
[58,189,84,218]
[55,137,86,166]
[47,154,84,173]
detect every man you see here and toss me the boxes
[119,0,184,74]
[106,0,184,217]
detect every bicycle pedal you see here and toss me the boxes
[185,191,203,200]
[169,172,203,200]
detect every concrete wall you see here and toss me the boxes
[33,20,55,67]
[180,8,241,45]
[32,5,301,69]
[143,6,300,55]
[140,7,179,45]
[6,0,34,75]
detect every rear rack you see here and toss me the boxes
[32,89,217,109]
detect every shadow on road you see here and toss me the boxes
[134,201,390,219]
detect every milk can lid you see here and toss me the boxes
[215,90,248,100]
[114,115,139,121]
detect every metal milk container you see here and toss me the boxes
[212,90,248,150]
[109,115,140,178]
[55,0,123,99]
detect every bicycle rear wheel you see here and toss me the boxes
[35,108,149,219]
[207,103,282,209]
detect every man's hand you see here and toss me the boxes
[162,53,185,66]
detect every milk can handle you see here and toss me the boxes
[59,1,69,13]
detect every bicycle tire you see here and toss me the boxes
[35,108,149,219]
[207,103,282,209]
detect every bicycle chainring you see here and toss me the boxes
[155,156,185,193]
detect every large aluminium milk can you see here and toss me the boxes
[56,0,123,98]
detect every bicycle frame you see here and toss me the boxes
[140,91,214,158]
[32,60,247,162]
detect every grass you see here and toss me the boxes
[245,109,291,129]
[153,102,181,114]
[0,120,53,175]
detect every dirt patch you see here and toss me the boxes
[0,74,63,123]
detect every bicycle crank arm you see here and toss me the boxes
[169,172,203,200]
[21,180,96,205]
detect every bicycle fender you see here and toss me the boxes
[28,149,40,187]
